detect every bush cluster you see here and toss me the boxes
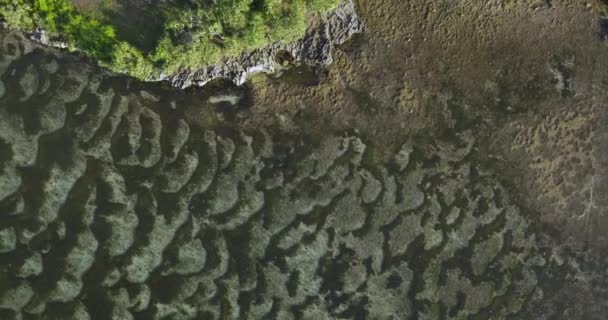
[0,0,341,79]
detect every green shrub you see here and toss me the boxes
[34,0,118,60]
[307,0,342,12]
[0,0,37,30]
[111,41,155,79]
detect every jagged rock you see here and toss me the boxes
[27,28,67,49]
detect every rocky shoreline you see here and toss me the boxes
[19,0,364,89]
[159,0,365,89]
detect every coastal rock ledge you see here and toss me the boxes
[158,0,365,89]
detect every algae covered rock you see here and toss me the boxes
[0,227,16,253]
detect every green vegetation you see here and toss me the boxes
[0,0,37,29]
[0,0,342,79]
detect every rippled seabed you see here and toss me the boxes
[0,29,604,319]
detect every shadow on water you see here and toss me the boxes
[600,18,608,40]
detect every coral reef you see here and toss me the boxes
[0,31,553,320]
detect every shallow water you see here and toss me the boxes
[0,5,607,316]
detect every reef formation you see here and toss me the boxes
[0,30,568,320]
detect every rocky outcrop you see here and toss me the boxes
[158,0,365,89]
[27,28,68,49]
